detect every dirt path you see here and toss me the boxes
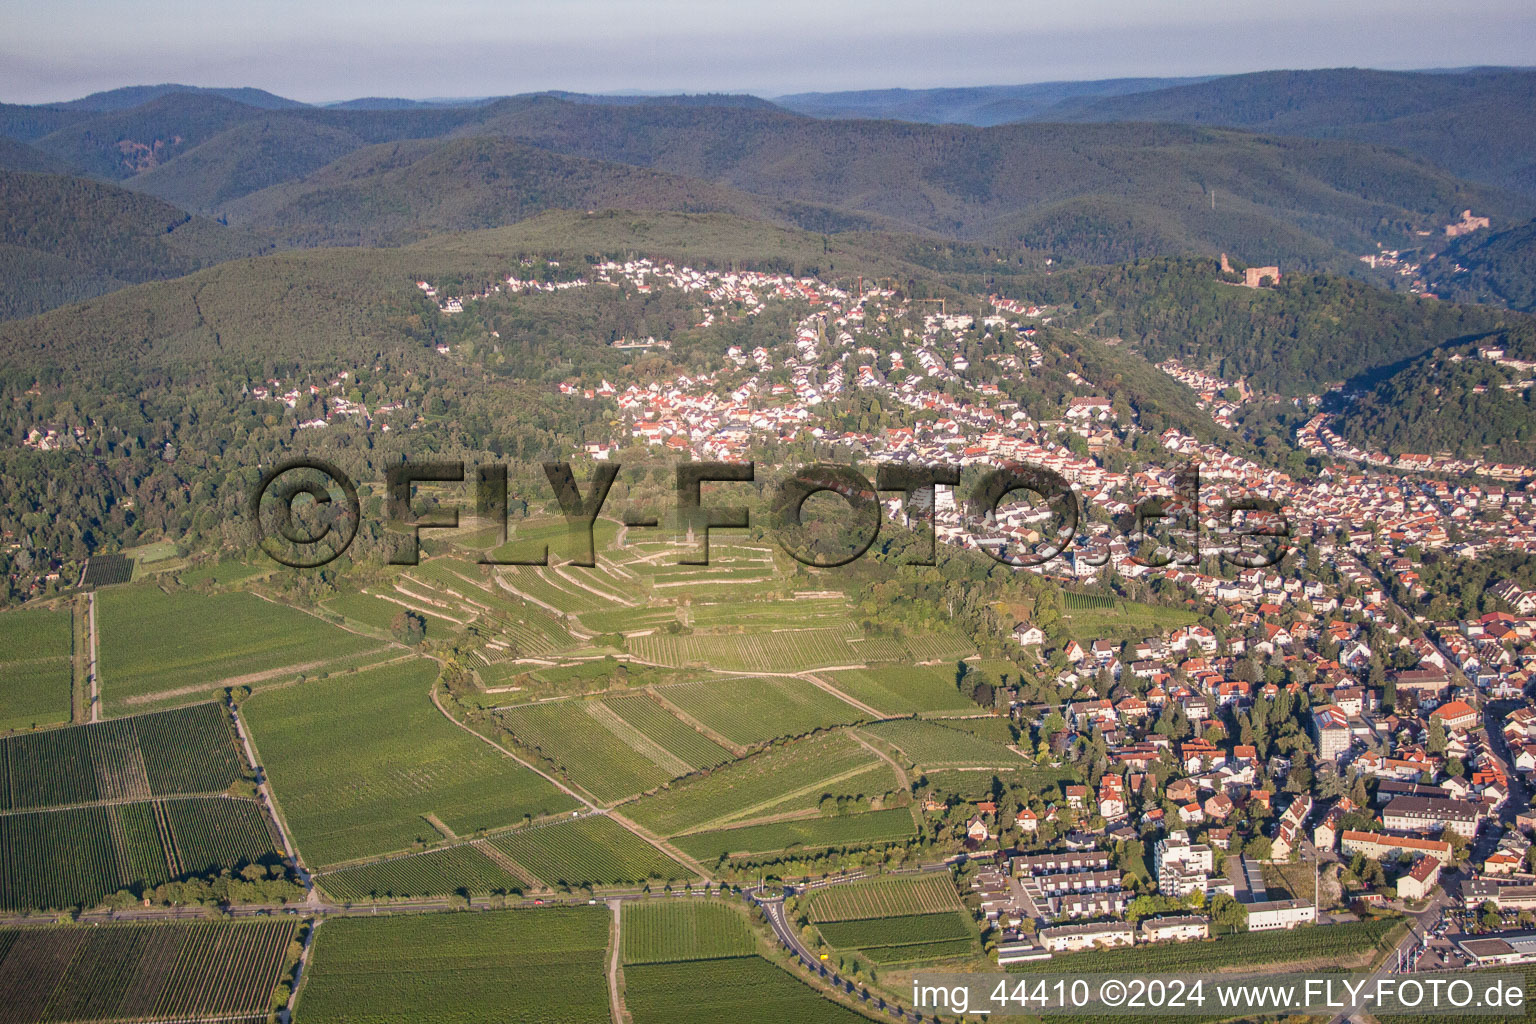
[230,703,316,901]
[797,671,885,719]
[428,684,598,810]
[423,813,457,840]
[473,839,546,892]
[87,592,100,722]
[646,687,747,757]
[554,565,635,606]
[604,808,715,882]
[848,729,911,792]
[607,898,626,1024]
[584,701,694,778]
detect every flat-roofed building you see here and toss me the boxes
[1012,851,1113,875]
[1039,921,1135,952]
[1245,898,1316,931]
[1464,880,1536,911]
[1140,915,1209,943]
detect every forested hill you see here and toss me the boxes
[1425,217,1536,312]
[0,171,264,320]
[220,136,893,246]
[4,84,1535,321]
[1031,68,1536,200]
[84,92,1534,263]
[1019,257,1536,394]
[1337,324,1536,463]
[774,77,1212,125]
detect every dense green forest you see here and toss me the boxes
[1426,217,1536,312]
[1019,257,1536,393]
[1032,67,1536,199]
[1336,326,1536,462]
[0,171,264,319]
[2,82,1534,321]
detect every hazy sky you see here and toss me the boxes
[5,0,1535,104]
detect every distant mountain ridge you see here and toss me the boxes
[3,72,1536,321]
[775,77,1213,125]
[57,84,305,112]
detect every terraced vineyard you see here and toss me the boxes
[0,606,72,732]
[621,899,757,963]
[654,676,865,746]
[805,873,963,921]
[486,814,691,887]
[673,807,918,862]
[498,699,676,803]
[0,797,276,911]
[864,718,1024,770]
[297,907,610,1024]
[0,919,297,1024]
[622,732,891,837]
[0,702,244,810]
[624,955,869,1024]
[98,587,383,709]
[244,658,576,867]
[318,843,528,901]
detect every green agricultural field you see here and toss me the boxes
[243,658,576,867]
[897,628,977,662]
[178,558,268,587]
[98,587,383,709]
[654,676,865,746]
[624,955,869,1024]
[1,702,242,810]
[1060,597,1199,643]
[0,606,73,731]
[487,814,692,888]
[322,591,410,632]
[498,699,677,803]
[673,807,917,862]
[0,919,297,1024]
[821,665,971,714]
[0,797,277,912]
[864,718,1024,770]
[628,628,866,673]
[805,873,962,922]
[317,843,528,901]
[936,716,1019,744]
[683,597,851,630]
[1007,918,1399,975]
[817,910,975,948]
[297,907,610,1024]
[621,899,757,964]
[622,732,891,837]
[601,694,733,769]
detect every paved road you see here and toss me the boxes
[1327,886,1453,1024]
